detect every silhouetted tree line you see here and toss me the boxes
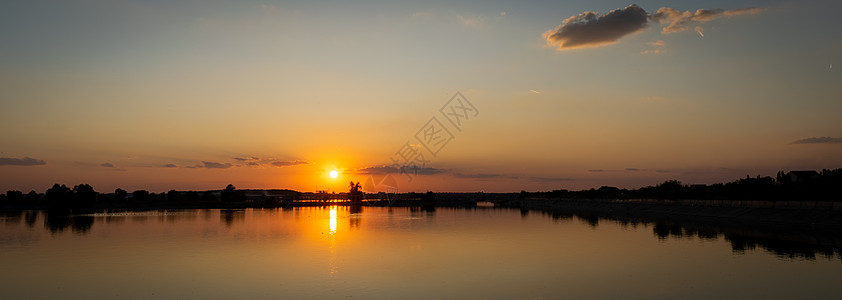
[0,183,248,211]
[519,169,842,201]
[3,169,841,211]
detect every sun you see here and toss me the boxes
[329,170,339,178]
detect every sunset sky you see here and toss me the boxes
[1,0,840,193]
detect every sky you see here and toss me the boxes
[1,0,840,193]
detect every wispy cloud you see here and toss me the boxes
[589,168,656,172]
[271,160,309,167]
[791,137,842,144]
[0,156,46,166]
[356,165,400,175]
[202,161,233,169]
[163,164,178,168]
[545,5,764,51]
[641,39,666,55]
[233,156,260,162]
[723,7,765,17]
[100,162,116,168]
[457,14,485,28]
[651,6,765,34]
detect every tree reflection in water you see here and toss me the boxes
[532,208,842,262]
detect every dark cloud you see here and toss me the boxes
[100,163,116,168]
[356,165,445,175]
[590,168,656,172]
[271,160,309,167]
[202,161,232,169]
[233,156,260,162]
[357,166,400,174]
[791,137,842,144]
[0,156,46,166]
[543,4,649,50]
[163,164,177,168]
[415,167,447,175]
[545,5,764,50]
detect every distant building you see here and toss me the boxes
[786,170,820,183]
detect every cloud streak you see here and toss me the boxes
[544,5,764,50]
[0,156,46,166]
[202,161,233,169]
[271,160,309,167]
[355,165,446,176]
[651,6,763,34]
[791,137,842,144]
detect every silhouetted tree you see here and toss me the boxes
[167,190,182,203]
[72,184,97,212]
[655,180,683,200]
[45,184,72,211]
[422,191,437,203]
[4,190,24,206]
[220,184,244,204]
[348,181,363,203]
[132,190,150,202]
[25,190,40,205]
[114,188,128,202]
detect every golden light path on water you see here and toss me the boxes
[329,207,338,234]
[328,206,339,276]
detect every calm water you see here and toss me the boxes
[1,207,841,299]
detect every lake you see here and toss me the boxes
[1,206,841,299]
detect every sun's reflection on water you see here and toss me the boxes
[329,206,338,235]
[328,206,338,276]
